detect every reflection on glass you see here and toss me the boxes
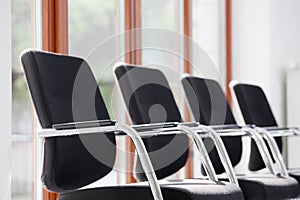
[141,0,185,180]
[68,0,123,185]
[12,0,33,135]
[69,0,123,119]
[192,0,225,77]
[142,0,184,112]
[12,0,34,199]
[192,0,226,177]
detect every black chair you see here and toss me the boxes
[181,76,300,199]
[115,64,244,200]
[231,82,300,184]
[21,49,242,200]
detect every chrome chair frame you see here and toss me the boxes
[230,81,300,177]
[39,121,240,200]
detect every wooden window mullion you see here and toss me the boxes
[183,0,194,179]
[124,0,142,184]
[226,0,232,104]
[42,0,68,199]
[42,0,68,54]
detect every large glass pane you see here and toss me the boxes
[141,0,184,109]
[141,0,185,179]
[192,0,226,81]
[11,0,35,199]
[69,0,124,119]
[191,0,226,177]
[68,0,125,185]
[12,0,34,136]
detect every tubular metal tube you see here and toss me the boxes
[192,125,239,186]
[241,127,276,175]
[255,127,288,176]
[178,125,218,182]
[116,124,164,200]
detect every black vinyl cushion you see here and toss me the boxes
[115,65,189,181]
[182,77,300,199]
[21,50,116,192]
[182,77,242,174]
[59,180,243,200]
[238,175,299,199]
[233,84,282,171]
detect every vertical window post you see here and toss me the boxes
[225,0,232,104]
[183,0,194,179]
[42,0,68,199]
[124,0,142,184]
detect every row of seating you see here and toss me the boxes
[21,50,300,199]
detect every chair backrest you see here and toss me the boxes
[232,83,282,171]
[115,65,189,181]
[182,76,242,173]
[21,50,116,192]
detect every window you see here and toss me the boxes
[141,0,186,178]
[12,1,229,199]
[69,0,124,119]
[68,0,126,186]
[12,0,36,199]
[192,0,226,83]
[142,0,185,113]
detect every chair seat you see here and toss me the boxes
[59,179,243,200]
[237,175,299,199]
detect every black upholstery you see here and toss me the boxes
[232,83,282,171]
[238,175,299,199]
[21,50,116,192]
[182,77,242,174]
[22,50,245,200]
[115,65,189,181]
[59,180,243,200]
[182,76,300,199]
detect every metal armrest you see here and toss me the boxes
[238,127,277,175]
[263,126,300,137]
[254,126,299,176]
[188,125,239,186]
[176,125,218,182]
[264,126,298,131]
[206,125,277,176]
[116,124,163,200]
[213,124,254,136]
[133,122,219,182]
[209,124,243,130]
[39,123,163,200]
[136,122,238,185]
[138,122,273,185]
[52,120,117,130]
[131,122,178,132]
[39,126,118,138]
[255,127,288,176]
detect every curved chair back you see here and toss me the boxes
[115,65,189,181]
[182,77,242,174]
[232,83,281,171]
[21,50,116,192]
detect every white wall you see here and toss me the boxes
[231,0,300,166]
[269,0,300,125]
[0,1,12,199]
[232,0,300,125]
[270,0,300,167]
[231,0,271,110]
